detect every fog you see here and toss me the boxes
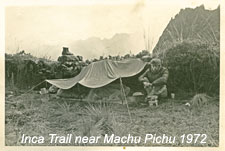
[5,0,219,60]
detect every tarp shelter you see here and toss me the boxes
[46,58,146,123]
[46,58,146,89]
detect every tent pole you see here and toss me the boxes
[120,77,132,123]
[120,80,124,105]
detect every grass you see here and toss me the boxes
[5,91,219,146]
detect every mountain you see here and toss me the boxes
[69,33,145,59]
[152,5,220,55]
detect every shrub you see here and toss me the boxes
[161,40,219,95]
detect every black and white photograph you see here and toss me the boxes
[1,0,223,149]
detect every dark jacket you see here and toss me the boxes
[139,67,169,86]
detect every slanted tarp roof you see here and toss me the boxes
[46,58,146,89]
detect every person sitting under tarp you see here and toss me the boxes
[138,58,169,103]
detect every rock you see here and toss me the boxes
[62,47,73,55]
[57,55,78,63]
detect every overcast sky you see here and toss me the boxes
[5,0,219,60]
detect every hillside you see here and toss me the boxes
[70,33,145,59]
[153,5,220,55]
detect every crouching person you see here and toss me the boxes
[138,58,169,104]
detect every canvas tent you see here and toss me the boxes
[46,58,146,122]
[46,58,146,90]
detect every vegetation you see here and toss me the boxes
[5,5,220,147]
[5,92,219,146]
[5,40,220,147]
[161,40,219,95]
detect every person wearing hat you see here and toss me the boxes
[138,58,169,101]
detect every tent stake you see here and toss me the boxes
[120,77,132,123]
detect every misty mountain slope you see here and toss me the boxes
[70,33,145,59]
[153,5,220,55]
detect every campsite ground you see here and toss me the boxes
[5,90,219,146]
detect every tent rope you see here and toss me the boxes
[8,80,46,100]
[120,77,132,123]
[23,80,46,94]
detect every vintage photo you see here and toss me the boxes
[4,0,220,147]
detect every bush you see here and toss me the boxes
[161,40,219,95]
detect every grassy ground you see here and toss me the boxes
[5,90,219,146]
